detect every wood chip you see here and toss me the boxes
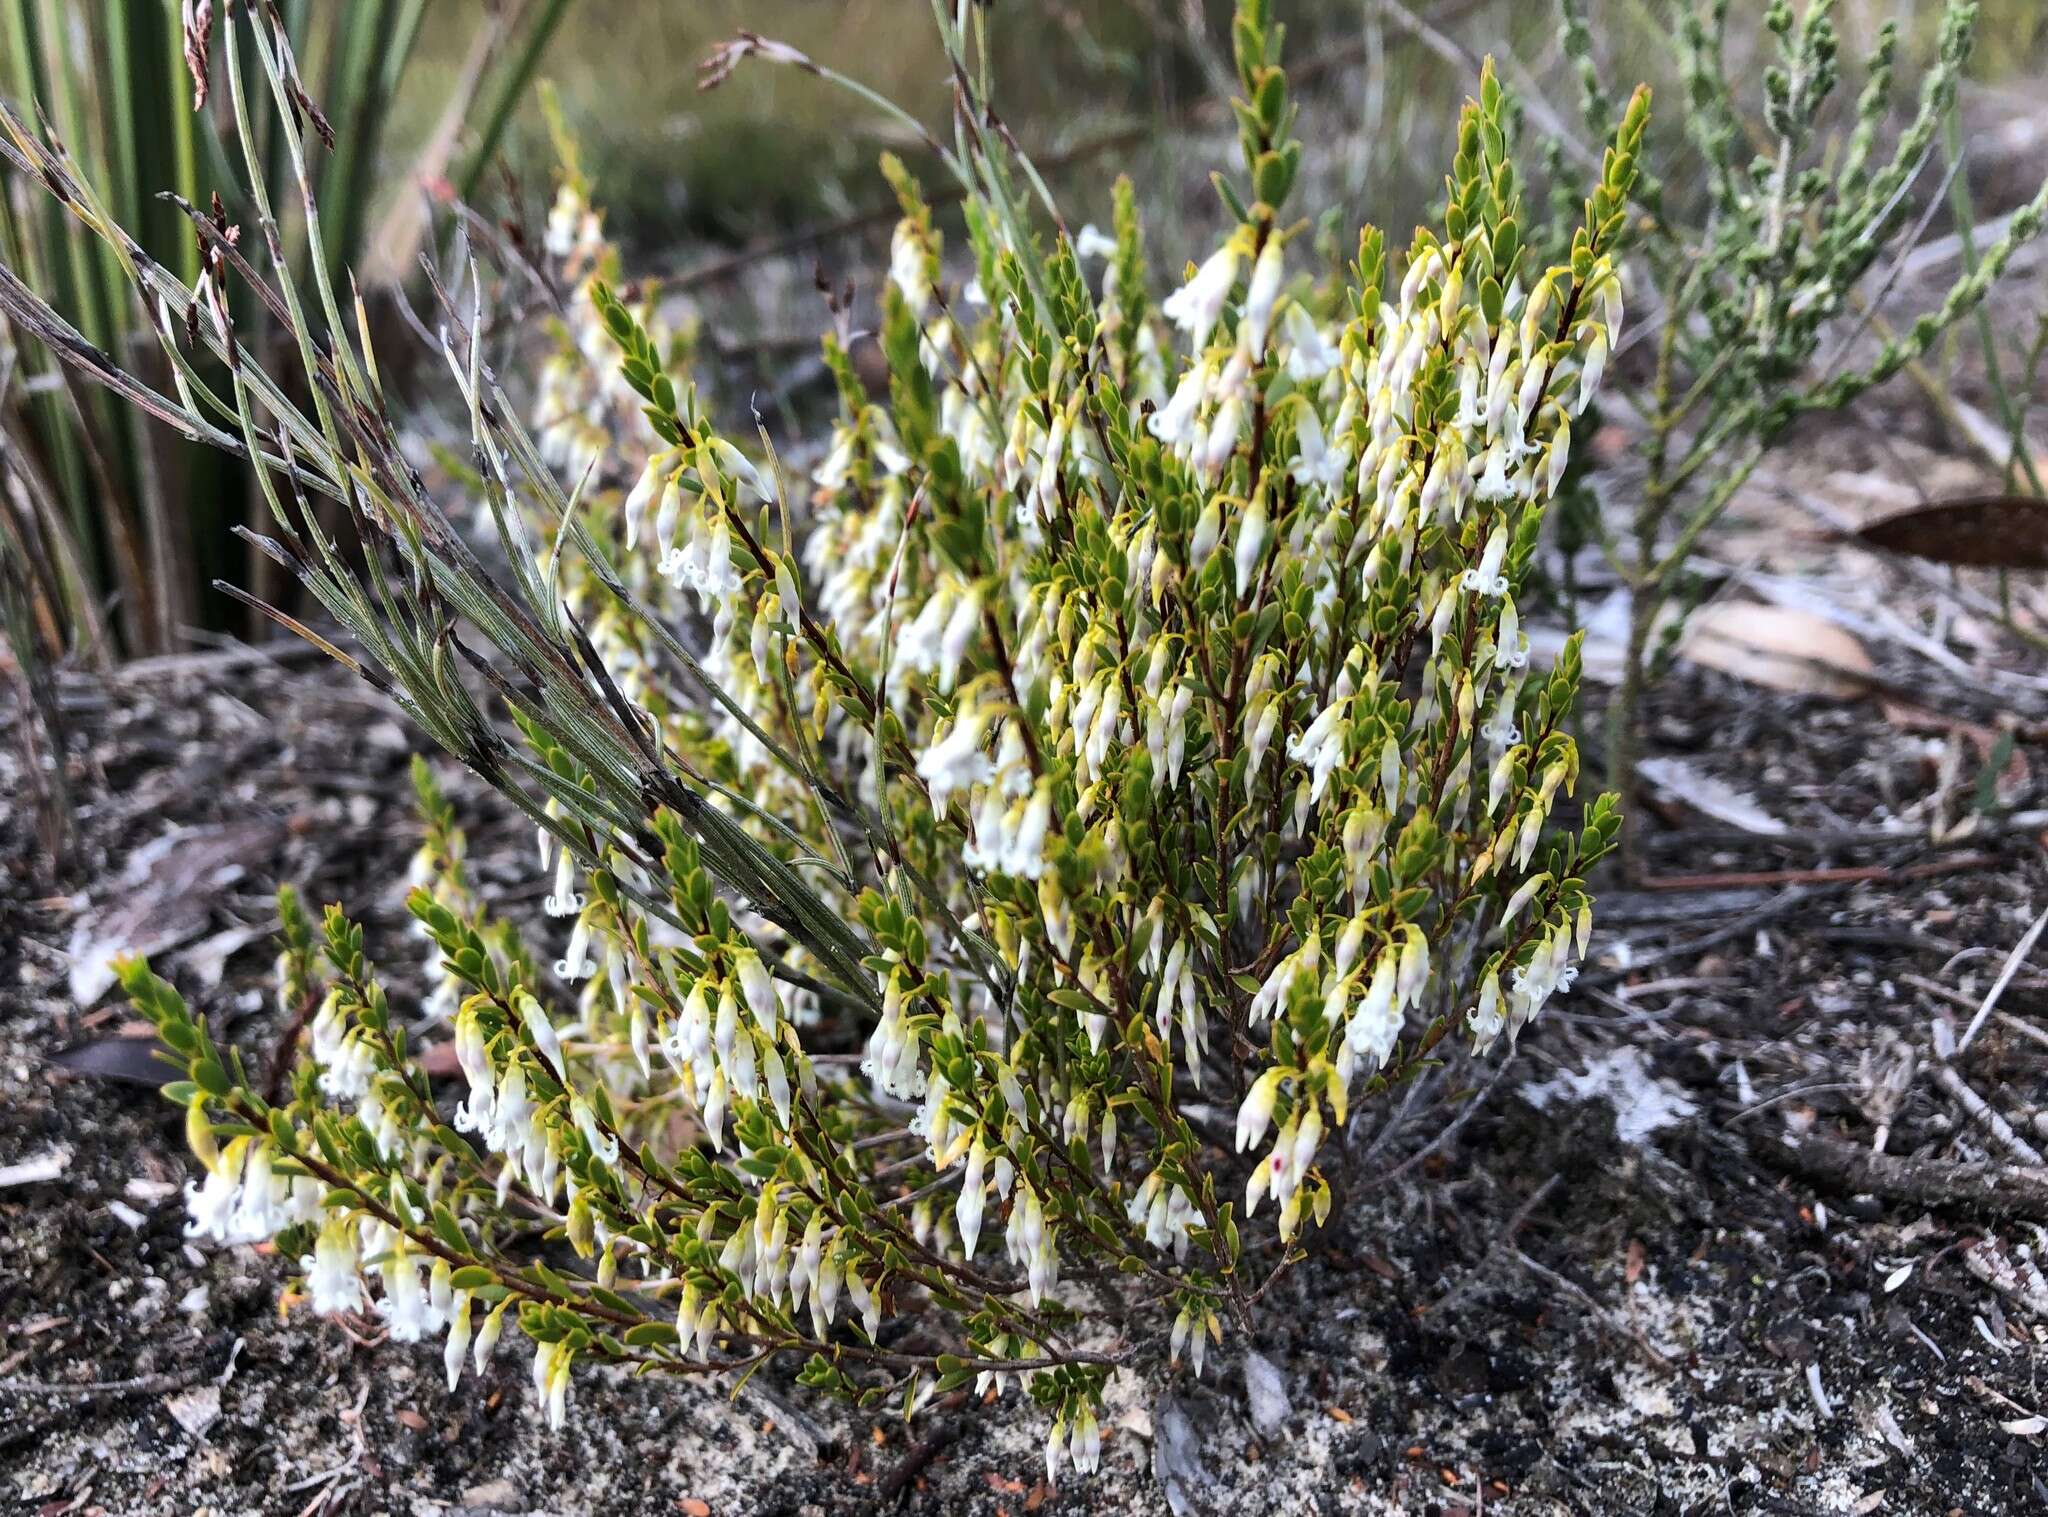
[0,1147,72,1189]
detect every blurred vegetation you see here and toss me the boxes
[399,0,1194,250]
[410,1,2048,291]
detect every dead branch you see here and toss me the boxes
[1753,1128,2048,1219]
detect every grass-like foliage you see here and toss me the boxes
[0,0,572,661]
[1553,0,2048,863]
[8,0,1641,1472]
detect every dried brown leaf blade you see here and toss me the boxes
[1852,495,2048,571]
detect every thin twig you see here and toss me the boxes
[0,1362,214,1400]
[1512,1248,1676,1375]
[1930,1062,2044,1166]
[1638,853,1998,892]
[1377,1060,1513,1186]
[1955,903,2048,1056]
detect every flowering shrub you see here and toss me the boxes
[1549,0,2048,865]
[10,0,1640,1476]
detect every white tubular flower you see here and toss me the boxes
[628,999,652,1078]
[916,708,994,809]
[889,219,934,317]
[937,586,982,692]
[1241,238,1286,356]
[1161,244,1240,349]
[517,992,565,1077]
[1545,414,1573,496]
[1501,871,1550,927]
[183,1138,246,1242]
[1235,1067,1285,1152]
[711,437,779,504]
[1006,782,1054,878]
[1460,528,1510,597]
[1468,970,1507,1048]
[1474,439,1516,501]
[1283,303,1342,380]
[1188,499,1223,569]
[1516,350,1547,427]
[1396,926,1431,1009]
[1164,683,1194,785]
[474,1300,508,1374]
[1242,697,1282,795]
[544,846,583,918]
[376,1240,441,1343]
[1074,222,1118,261]
[1346,953,1400,1069]
[555,912,596,982]
[698,517,742,610]
[1248,931,1319,1023]
[543,185,579,258]
[1202,394,1243,479]
[1028,414,1068,521]
[1334,913,1370,977]
[443,1291,474,1391]
[1496,599,1530,671]
[651,474,682,566]
[1285,696,1349,803]
[1234,492,1268,595]
[533,1338,572,1430]
[302,1212,365,1317]
[762,1041,793,1128]
[1150,355,1214,448]
[956,1137,988,1258]
[894,584,955,680]
[621,453,667,551]
[703,1067,729,1151]
[736,948,779,1034]
[1290,1104,1323,1188]
[1575,325,1609,412]
[1419,431,1468,525]
[1596,268,1625,338]
[1071,1409,1103,1475]
[1290,404,1348,491]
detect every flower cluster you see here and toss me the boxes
[91,0,1637,1481]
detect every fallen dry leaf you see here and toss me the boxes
[52,1034,179,1088]
[164,1383,221,1441]
[64,820,280,1005]
[1963,1237,2048,1316]
[1853,495,2048,571]
[1682,602,1875,698]
[1638,756,1786,835]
